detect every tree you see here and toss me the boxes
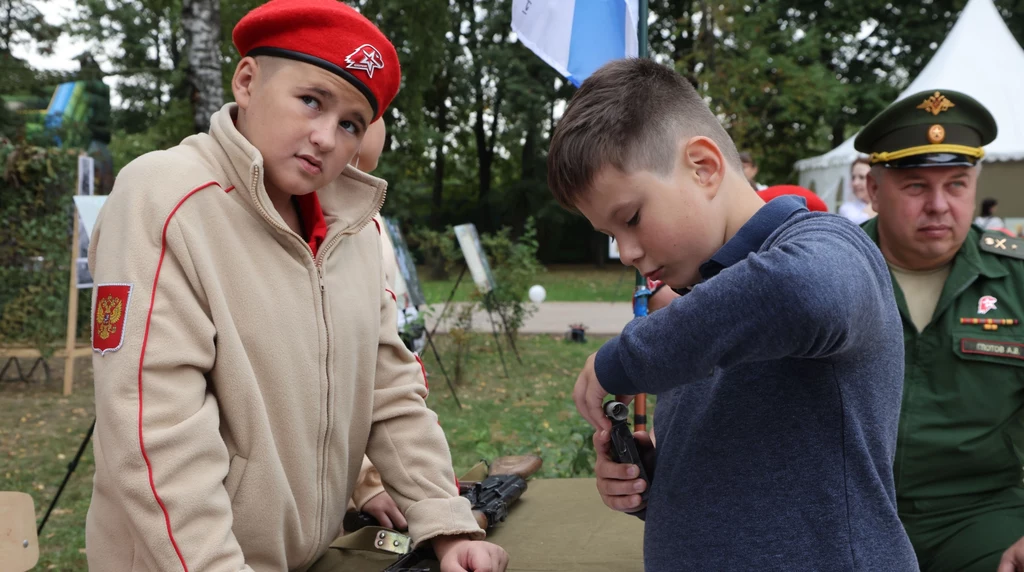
[182,0,224,132]
[357,0,452,225]
[55,0,1024,263]
[72,0,187,135]
[0,0,61,56]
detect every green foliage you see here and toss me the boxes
[71,0,187,138]
[410,220,543,335]
[0,139,91,352]
[410,220,543,380]
[0,378,96,570]
[422,333,648,479]
[108,96,194,172]
[0,0,62,55]
[32,0,1024,263]
[648,0,1024,184]
[478,217,544,339]
[408,225,462,280]
[419,265,634,304]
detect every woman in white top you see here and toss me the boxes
[974,198,1006,230]
[839,157,876,224]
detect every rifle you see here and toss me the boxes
[370,455,542,572]
[343,455,542,534]
[459,473,527,530]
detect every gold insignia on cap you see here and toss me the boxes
[928,124,946,144]
[917,92,956,116]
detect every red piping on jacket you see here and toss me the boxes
[137,180,223,572]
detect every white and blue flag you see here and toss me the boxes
[512,0,639,87]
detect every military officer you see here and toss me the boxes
[856,89,1024,572]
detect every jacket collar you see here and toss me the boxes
[862,218,1007,281]
[863,218,1007,330]
[201,103,387,238]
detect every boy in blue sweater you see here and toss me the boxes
[548,59,918,570]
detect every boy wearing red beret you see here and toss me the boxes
[84,1,507,570]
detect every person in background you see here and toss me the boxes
[758,184,828,213]
[344,117,409,532]
[974,197,1006,230]
[739,151,768,190]
[856,88,1024,572]
[840,156,876,224]
[354,118,427,353]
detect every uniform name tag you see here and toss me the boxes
[961,338,1024,360]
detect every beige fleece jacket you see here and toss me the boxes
[85,104,482,572]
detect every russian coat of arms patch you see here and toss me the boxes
[93,284,133,355]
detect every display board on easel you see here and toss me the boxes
[453,224,497,294]
[451,223,521,376]
[383,217,426,309]
[59,157,104,395]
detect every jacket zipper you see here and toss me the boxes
[249,165,328,559]
[250,164,389,560]
[306,185,387,549]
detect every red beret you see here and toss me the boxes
[233,0,400,122]
[759,185,829,213]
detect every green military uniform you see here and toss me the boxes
[857,90,1024,571]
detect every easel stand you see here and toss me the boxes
[426,264,524,380]
[428,265,467,340]
[483,297,510,379]
[421,265,468,406]
[482,291,522,365]
[63,211,82,395]
[422,330,462,409]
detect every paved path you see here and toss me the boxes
[424,301,634,336]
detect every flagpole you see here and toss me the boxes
[639,0,649,58]
[632,0,650,433]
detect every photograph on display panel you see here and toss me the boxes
[453,223,496,294]
[383,217,426,308]
[75,157,97,288]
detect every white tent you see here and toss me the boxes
[795,0,1024,215]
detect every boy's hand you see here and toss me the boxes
[361,490,407,531]
[999,536,1024,572]
[432,535,509,572]
[574,352,634,431]
[594,429,654,512]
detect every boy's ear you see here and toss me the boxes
[232,57,259,110]
[681,137,726,196]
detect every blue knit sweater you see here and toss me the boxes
[595,197,918,571]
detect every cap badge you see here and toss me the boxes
[928,124,946,144]
[917,92,956,116]
[345,44,385,78]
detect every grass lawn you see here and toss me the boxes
[1,366,96,571]
[1,334,655,570]
[419,263,638,304]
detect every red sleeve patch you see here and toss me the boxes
[93,283,133,355]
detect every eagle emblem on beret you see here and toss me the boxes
[345,44,385,78]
